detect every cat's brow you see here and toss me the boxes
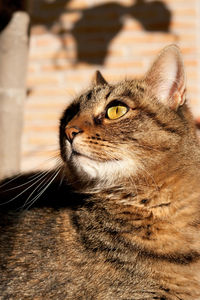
[121,89,133,98]
[86,91,92,100]
[105,91,111,99]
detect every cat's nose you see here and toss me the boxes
[65,126,83,143]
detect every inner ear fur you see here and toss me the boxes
[145,44,186,110]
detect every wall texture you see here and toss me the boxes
[21,0,200,171]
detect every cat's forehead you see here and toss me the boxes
[79,84,111,110]
[78,80,145,112]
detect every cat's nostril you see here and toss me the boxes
[65,126,83,143]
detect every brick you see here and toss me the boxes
[27,88,74,98]
[105,60,144,68]
[111,33,177,44]
[27,75,60,87]
[66,0,88,9]
[30,25,48,35]
[29,48,76,60]
[35,35,61,48]
[170,20,196,29]
[41,63,72,71]
[60,12,82,23]
[24,125,58,133]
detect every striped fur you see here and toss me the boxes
[1,45,200,299]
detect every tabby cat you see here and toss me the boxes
[1,45,200,300]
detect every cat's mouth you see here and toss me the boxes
[65,143,138,182]
[71,150,101,162]
[65,142,132,181]
[71,149,120,163]
[72,150,91,159]
[65,140,103,163]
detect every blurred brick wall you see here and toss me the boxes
[21,0,200,171]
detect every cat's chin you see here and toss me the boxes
[68,153,138,184]
[64,141,138,184]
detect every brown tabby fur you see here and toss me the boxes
[1,45,200,299]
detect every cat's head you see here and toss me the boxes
[60,45,195,189]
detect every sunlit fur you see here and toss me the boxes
[60,76,197,193]
[1,45,200,299]
[64,133,139,185]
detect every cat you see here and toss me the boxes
[1,44,200,300]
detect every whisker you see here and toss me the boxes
[0,173,24,189]
[37,153,61,165]
[21,167,60,209]
[24,168,61,210]
[59,168,65,187]
[139,162,159,191]
[0,170,52,193]
[0,170,53,206]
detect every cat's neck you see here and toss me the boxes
[66,132,200,217]
[89,141,200,217]
[75,152,200,262]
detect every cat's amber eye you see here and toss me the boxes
[107,105,128,120]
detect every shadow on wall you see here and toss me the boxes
[72,0,171,65]
[0,0,172,65]
[30,0,172,66]
[29,0,70,27]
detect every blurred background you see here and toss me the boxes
[0,0,200,178]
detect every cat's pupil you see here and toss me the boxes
[107,105,127,120]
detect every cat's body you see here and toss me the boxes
[1,45,200,299]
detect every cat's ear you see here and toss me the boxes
[94,70,107,85]
[145,44,186,110]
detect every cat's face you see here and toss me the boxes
[60,45,189,186]
[60,81,142,184]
